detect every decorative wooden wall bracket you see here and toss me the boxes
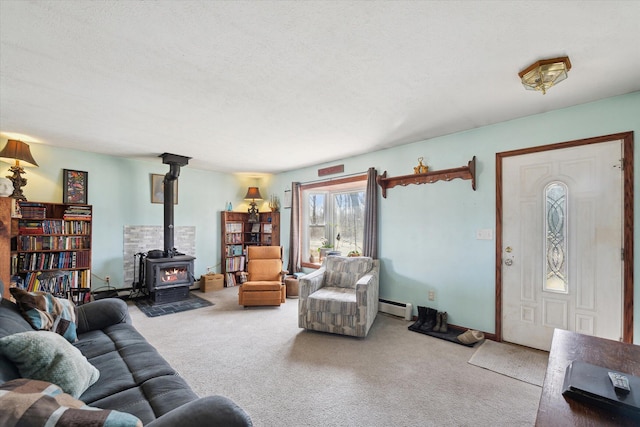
[377,156,476,198]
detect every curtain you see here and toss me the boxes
[362,167,378,258]
[287,182,302,274]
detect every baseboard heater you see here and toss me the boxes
[378,299,413,321]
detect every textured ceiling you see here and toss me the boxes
[1,1,639,173]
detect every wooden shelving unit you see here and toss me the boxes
[4,200,93,304]
[221,211,280,285]
[0,198,13,299]
[377,156,476,198]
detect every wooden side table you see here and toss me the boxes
[284,276,299,298]
[536,329,640,426]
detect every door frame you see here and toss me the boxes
[495,131,634,343]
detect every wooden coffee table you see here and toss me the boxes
[535,328,640,426]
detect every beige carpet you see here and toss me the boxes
[468,340,549,387]
[127,287,542,426]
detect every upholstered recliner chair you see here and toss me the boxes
[238,246,286,307]
[298,256,379,337]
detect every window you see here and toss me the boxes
[301,176,366,266]
[544,181,568,293]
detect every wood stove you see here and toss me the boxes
[144,153,196,304]
[145,255,195,303]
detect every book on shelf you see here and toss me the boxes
[21,269,91,294]
[63,205,92,220]
[225,233,242,244]
[18,221,45,234]
[263,224,272,233]
[226,272,237,287]
[18,202,46,219]
[224,255,245,272]
[226,223,243,233]
[251,223,260,233]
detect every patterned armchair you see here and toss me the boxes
[298,256,379,338]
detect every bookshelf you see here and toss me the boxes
[7,200,93,304]
[220,211,279,286]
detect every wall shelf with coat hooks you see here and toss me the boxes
[377,156,476,198]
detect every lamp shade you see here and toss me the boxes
[244,186,263,200]
[0,139,39,167]
[518,56,571,95]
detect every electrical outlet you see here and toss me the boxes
[428,290,435,301]
[105,276,110,284]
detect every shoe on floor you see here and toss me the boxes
[457,329,485,344]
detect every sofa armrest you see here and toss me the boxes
[76,298,131,333]
[145,395,252,427]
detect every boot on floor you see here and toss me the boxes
[438,311,448,333]
[408,306,428,331]
[433,312,442,332]
[418,307,438,332]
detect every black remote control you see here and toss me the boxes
[608,371,631,394]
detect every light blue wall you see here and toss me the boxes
[274,91,640,342]
[10,147,240,291]
[4,91,639,342]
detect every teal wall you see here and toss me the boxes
[3,91,639,342]
[274,91,640,342]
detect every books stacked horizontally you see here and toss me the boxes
[18,221,44,234]
[63,205,92,220]
[19,202,46,219]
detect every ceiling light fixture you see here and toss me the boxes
[518,56,571,95]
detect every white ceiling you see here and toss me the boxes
[1,1,639,174]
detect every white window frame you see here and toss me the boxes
[300,175,367,267]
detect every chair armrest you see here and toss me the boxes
[355,263,380,315]
[298,268,326,299]
[76,298,131,333]
[279,270,288,282]
[145,396,253,427]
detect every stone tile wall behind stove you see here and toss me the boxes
[123,226,196,285]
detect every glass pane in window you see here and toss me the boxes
[333,191,365,255]
[308,194,326,259]
[545,182,568,293]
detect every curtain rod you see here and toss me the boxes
[298,170,369,186]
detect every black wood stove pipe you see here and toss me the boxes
[160,153,191,257]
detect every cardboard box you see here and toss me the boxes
[201,273,224,292]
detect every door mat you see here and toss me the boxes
[408,321,482,347]
[134,292,214,318]
[468,339,549,386]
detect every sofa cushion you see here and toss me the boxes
[0,378,142,427]
[325,256,373,289]
[0,331,99,398]
[10,287,78,342]
[87,375,199,425]
[76,323,198,424]
[308,287,357,315]
[0,299,33,383]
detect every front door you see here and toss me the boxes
[501,140,624,351]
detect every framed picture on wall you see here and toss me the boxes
[151,174,178,204]
[63,169,88,204]
[283,189,292,209]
